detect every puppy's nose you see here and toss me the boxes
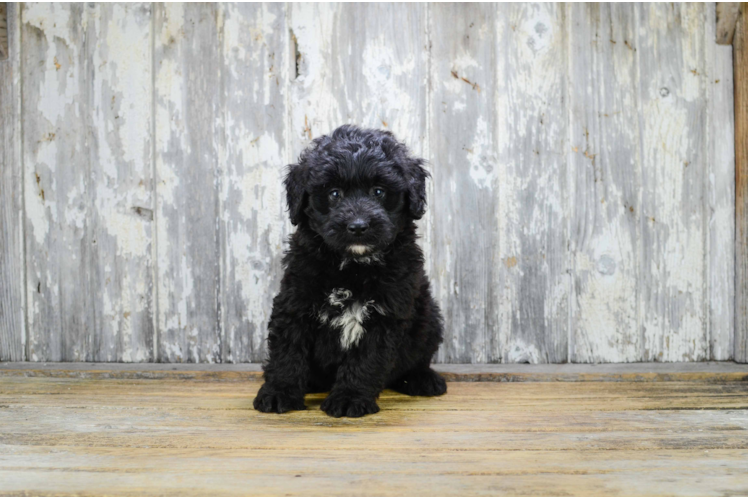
[347,219,369,235]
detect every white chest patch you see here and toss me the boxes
[319,288,383,350]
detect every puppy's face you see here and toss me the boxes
[285,126,428,256]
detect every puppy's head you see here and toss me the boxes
[284,125,428,256]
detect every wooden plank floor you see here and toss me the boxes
[1,371,748,495]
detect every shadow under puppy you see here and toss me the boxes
[254,125,446,418]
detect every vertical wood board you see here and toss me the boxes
[0,2,24,361]
[154,3,222,362]
[219,3,289,363]
[568,4,641,363]
[88,3,154,361]
[637,3,708,361]
[428,4,499,363]
[23,3,95,361]
[705,2,736,361]
[735,3,748,363]
[21,3,154,362]
[496,3,570,363]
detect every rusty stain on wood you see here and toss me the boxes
[450,69,481,92]
[1,375,748,495]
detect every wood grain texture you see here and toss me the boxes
[154,3,222,362]
[496,4,570,363]
[0,3,8,60]
[716,2,740,45]
[637,3,709,362]
[289,3,427,155]
[1,377,748,495]
[0,2,24,361]
[429,4,499,363]
[706,2,736,361]
[21,3,154,362]
[219,3,288,363]
[568,4,641,363]
[23,3,95,361]
[89,4,154,362]
[736,3,748,363]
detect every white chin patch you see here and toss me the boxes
[347,244,371,255]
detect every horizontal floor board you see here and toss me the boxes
[1,375,748,495]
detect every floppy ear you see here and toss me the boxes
[284,163,308,225]
[404,157,429,220]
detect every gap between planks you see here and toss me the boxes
[0,361,746,383]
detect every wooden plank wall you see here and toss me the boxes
[0,3,738,364]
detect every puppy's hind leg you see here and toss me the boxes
[389,287,447,397]
[389,367,447,397]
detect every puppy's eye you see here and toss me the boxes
[371,187,386,198]
[328,189,342,201]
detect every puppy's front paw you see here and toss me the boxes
[253,384,306,414]
[320,392,379,418]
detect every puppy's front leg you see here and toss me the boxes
[321,321,398,418]
[253,314,311,414]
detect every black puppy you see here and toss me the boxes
[253,125,446,418]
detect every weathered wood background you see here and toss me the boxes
[0,3,739,363]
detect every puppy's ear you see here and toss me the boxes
[284,163,308,225]
[404,157,430,220]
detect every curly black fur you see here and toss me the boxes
[253,125,446,418]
